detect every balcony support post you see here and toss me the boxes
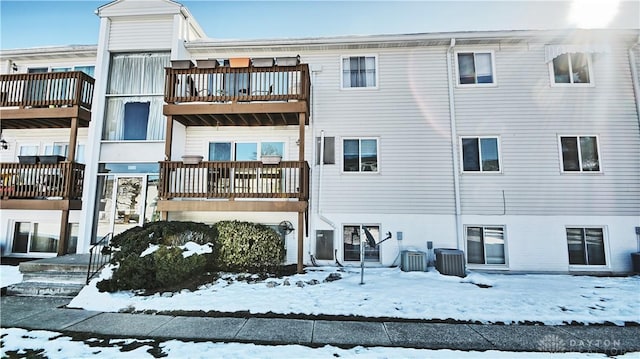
[57,210,70,256]
[298,113,306,161]
[164,115,173,161]
[68,117,78,162]
[297,210,304,274]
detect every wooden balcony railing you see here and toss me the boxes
[0,162,85,200]
[164,64,310,107]
[159,161,309,201]
[0,71,94,109]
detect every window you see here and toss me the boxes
[461,137,500,172]
[566,227,606,265]
[208,141,285,161]
[551,53,591,84]
[123,102,150,140]
[341,56,377,88]
[457,52,494,85]
[560,136,600,172]
[19,145,39,156]
[343,138,378,172]
[209,142,232,161]
[12,222,59,254]
[44,143,86,163]
[343,225,380,262]
[466,226,505,265]
[103,53,169,141]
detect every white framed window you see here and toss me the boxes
[461,136,500,172]
[43,143,86,163]
[465,225,506,265]
[12,221,60,254]
[566,227,606,266]
[342,138,379,173]
[208,141,285,161]
[341,55,378,89]
[559,135,600,172]
[343,224,380,262]
[456,51,496,86]
[550,52,593,85]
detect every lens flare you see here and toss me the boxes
[568,0,621,28]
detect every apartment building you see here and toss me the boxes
[1,0,638,274]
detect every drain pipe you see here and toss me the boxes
[446,38,463,250]
[318,129,336,230]
[628,36,640,131]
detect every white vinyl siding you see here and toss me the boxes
[108,17,173,51]
[309,49,455,214]
[455,43,639,216]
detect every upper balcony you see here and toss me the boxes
[0,71,95,129]
[163,60,310,127]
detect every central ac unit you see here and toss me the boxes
[401,250,427,272]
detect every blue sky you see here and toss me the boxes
[1,1,638,50]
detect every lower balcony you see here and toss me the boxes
[0,162,84,210]
[158,160,309,213]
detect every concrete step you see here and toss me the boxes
[6,281,85,298]
[22,271,87,284]
[20,255,89,273]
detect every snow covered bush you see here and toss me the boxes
[215,220,285,273]
[97,221,218,292]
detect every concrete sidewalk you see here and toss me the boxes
[1,295,638,355]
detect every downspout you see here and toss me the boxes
[628,35,640,131]
[312,69,336,231]
[446,38,463,250]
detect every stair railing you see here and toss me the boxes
[86,232,113,284]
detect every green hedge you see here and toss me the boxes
[215,220,285,272]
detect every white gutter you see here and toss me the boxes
[446,38,463,250]
[628,36,640,130]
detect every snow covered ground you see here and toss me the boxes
[68,266,640,325]
[1,327,636,359]
[0,265,22,288]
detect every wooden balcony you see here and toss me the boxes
[163,64,310,127]
[0,71,94,129]
[0,161,84,210]
[158,160,309,213]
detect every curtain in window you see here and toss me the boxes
[483,227,505,264]
[458,53,475,84]
[480,138,499,171]
[560,137,580,171]
[462,138,480,171]
[108,53,169,95]
[343,139,359,172]
[343,57,375,88]
[103,97,165,140]
[585,228,605,265]
[475,53,493,83]
[466,227,485,264]
[579,136,599,171]
[209,143,232,161]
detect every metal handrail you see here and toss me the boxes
[86,232,113,284]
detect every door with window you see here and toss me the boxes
[343,225,380,262]
[96,176,146,239]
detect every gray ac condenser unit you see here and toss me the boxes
[434,248,466,277]
[401,250,427,272]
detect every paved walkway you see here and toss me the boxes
[1,295,638,355]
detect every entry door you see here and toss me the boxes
[112,176,146,236]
